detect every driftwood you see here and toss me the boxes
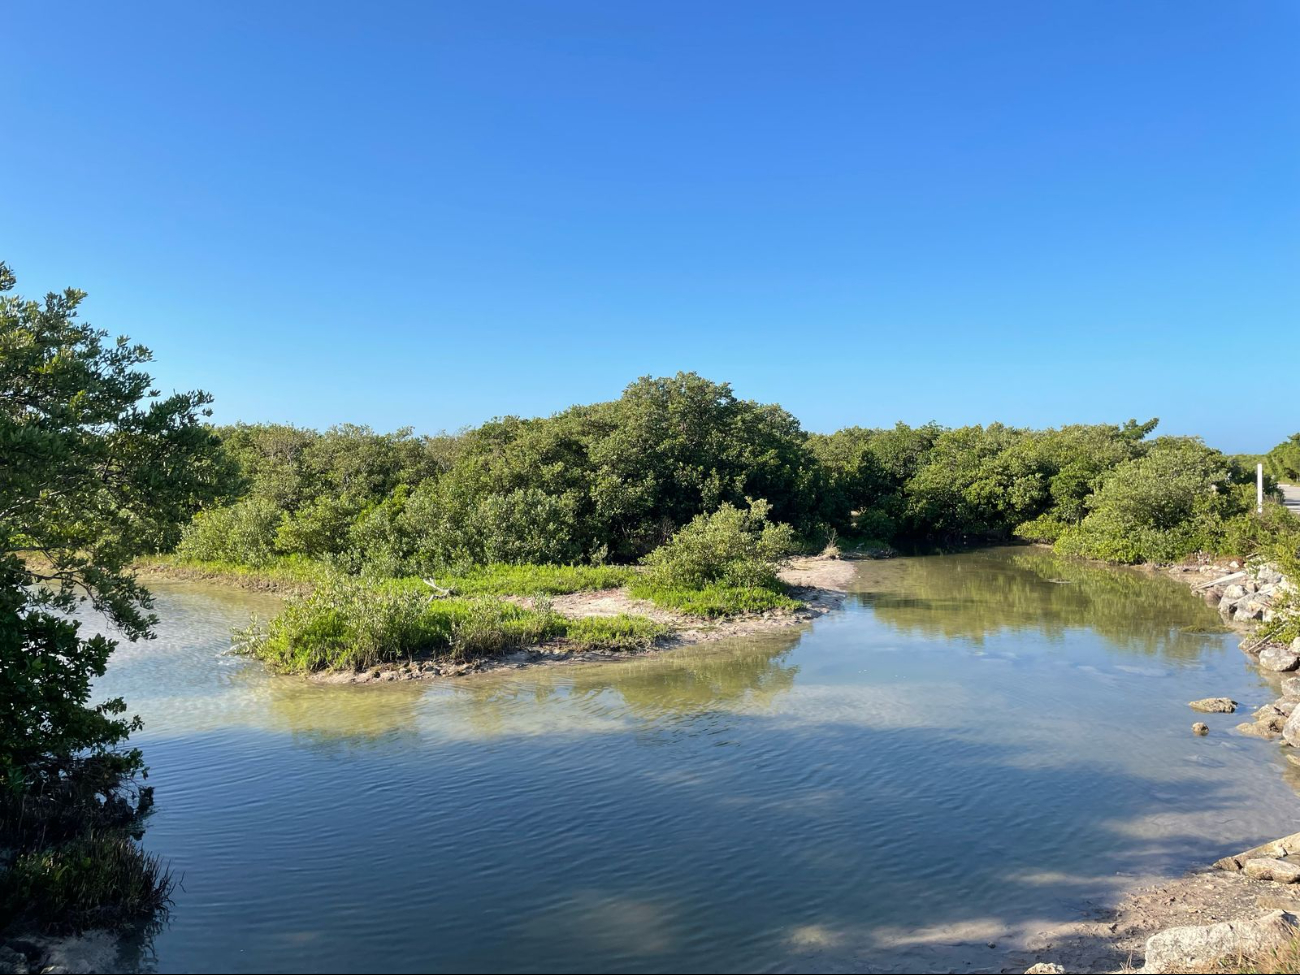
[1194,571,1247,593]
[422,577,452,598]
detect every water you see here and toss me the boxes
[81,548,1300,973]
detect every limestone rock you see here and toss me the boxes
[1215,831,1300,871]
[1224,584,1248,600]
[1189,697,1237,713]
[1244,858,1300,883]
[1237,720,1280,739]
[1193,722,1209,736]
[1141,910,1300,973]
[1258,646,1300,672]
[1024,965,1065,974]
[1282,676,1300,698]
[1284,708,1300,747]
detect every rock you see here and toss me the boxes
[1235,601,1266,622]
[0,947,29,975]
[1189,697,1237,713]
[1258,894,1300,912]
[1193,722,1209,736]
[1285,708,1300,747]
[1215,831,1300,871]
[1141,910,1299,973]
[1259,647,1300,672]
[1237,721,1280,739]
[1203,589,1222,606]
[1283,676,1300,698]
[1244,858,1300,883]
[1293,637,1300,655]
[1224,584,1248,600]
[1024,965,1065,974]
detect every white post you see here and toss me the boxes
[1258,463,1265,514]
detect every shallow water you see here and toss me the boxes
[82,548,1300,973]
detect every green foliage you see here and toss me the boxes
[561,613,668,651]
[0,261,224,785]
[639,500,796,591]
[628,500,800,615]
[174,497,282,565]
[1,260,220,933]
[236,577,665,672]
[0,833,173,932]
[630,581,800,616]
[1265,433,1300,482]
[433,563,635,596]
[1055,438,1249,563]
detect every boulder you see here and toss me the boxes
[1285,708,1300,747]
[1189,697,1237,713]
[1193,722,1209,736]
[1282,676,1300,698]
[1141,910,1299,973]
[1244,858,1300,883]
[1236,601,1267,622]
[1293,637,1300,655]
[1215,831,1300,871]
[1258,647,1300,672]
[1024,965,1065,974]
[1237,721,1280,739]
[1224,584,1248,600]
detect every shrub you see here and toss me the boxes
[175,498,281,565]
[1054,439,1245,564]
[1014,513,1071,544]
[639,500,796,591]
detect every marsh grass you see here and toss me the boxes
[629,580,800,616]
[237,578,667,673]
[1,834,175,933]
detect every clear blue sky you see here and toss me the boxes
[7,1,1297,451]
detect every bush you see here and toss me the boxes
[629,500,800,615]
[1013,513,1071,544]
[639,500,796,591]
[175,498,281,565]
[1054,439,1246,564]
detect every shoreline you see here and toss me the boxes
[311,556,860,685]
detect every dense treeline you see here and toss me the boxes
[175,372,1294,572]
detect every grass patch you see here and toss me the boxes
[417,563,636,597]
[1,833,174,933]
[629,580,800,616]
[136,553,337,592]
[237,578,667,673]
[562,613,669,651]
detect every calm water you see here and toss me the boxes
[83,548,1300,973]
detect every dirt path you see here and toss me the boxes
[1281,482,1300,518]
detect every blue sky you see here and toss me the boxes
[6,1,1297,451]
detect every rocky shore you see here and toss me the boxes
[1008,558,1300,974]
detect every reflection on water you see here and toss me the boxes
[78,549,1300,973]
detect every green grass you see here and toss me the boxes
[562,613,669,651]
[628,579,801,616]
[136,553,337,591]
[1,833,175,932]
[412,563,636,597]
[237,578,668,673]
